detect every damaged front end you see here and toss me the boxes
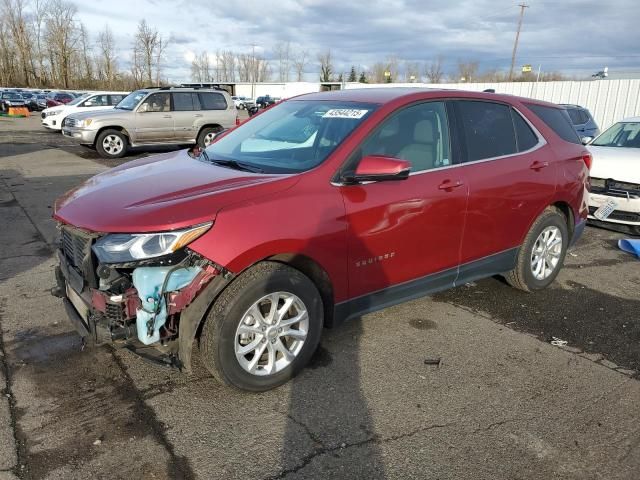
[52,223,231,372]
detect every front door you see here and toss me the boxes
[134,92,174,143]
[339,101,468,308]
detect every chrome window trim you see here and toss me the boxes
[332,103,548,186]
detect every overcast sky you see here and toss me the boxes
[73,0,640,82]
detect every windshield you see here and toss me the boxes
[205,100,377,174]
[67,93,91,106]
[591,122,640,148]
[2,92,22,100]
[115,90,148,110]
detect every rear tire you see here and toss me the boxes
[95,129,127,159]
[506,207,569,292]
[200,262,323,391]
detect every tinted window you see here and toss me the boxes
[109,94,125,105]
[526,104,580,144]
[511,109,539,152]
[566,108,582,125]
[140,93,170,112]
[173,92,194,111]
[457,101,517,161]
[191,93,201,110]
[355,101,451,173]
[579,109,590,124]
[199,92,227,110]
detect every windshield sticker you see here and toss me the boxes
[322,109,369,119]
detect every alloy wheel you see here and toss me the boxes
[530,226,563,280]
[102,134,124,155]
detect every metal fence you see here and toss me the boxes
[345,79,640,130]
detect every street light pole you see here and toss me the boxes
[509,3,529,81]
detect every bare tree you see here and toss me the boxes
[274,41,291,82]
[97,25,117,88]
[425,56,444,83]
[45,0,80,88]
[3,0,35,85]
[78,23,94,85]
[318,50,333,82]
[292,48,308,81]
[456,60,479,82]
[133,19,165,85]
[404,61,421,82]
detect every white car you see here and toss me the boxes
[231,96,255,109]
[587,117,640,233]
[41,91,128,131]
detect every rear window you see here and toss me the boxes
[457,101,517,161]
[511,109,539,151]
[198,92,227,110]
[527,104,580,144]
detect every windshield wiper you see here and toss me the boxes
[207,156,264,173]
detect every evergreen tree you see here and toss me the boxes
[358,71,367,83]
[348,66,357,82]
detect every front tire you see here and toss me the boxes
[506,207,569,292]
[197,126,222,148]
[200,262,323,391]
[95,129,128,159]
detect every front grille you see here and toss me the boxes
[61,228,91,270]
[589,206,640,222]
[590,177,640,198]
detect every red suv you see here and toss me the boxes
[53,89,590,391]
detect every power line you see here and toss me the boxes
[509,3,529,80]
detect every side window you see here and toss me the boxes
[579,109,590,124]
[140,93,170,112]
[526,104,581,144]
[191,93,201,111]
[511,109,539,152]
[356,101,450,173]
[457,101,517,161]
[198,92,227,110]
[109,94,125,105]
[566,108,582,125]
[172,92,194,111]
[82,95,108,107]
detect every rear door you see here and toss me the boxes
[340,101,468,302]
[454,100,556,277]
[134,92,174,142]
[171,92,200,141]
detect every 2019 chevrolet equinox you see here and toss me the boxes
[52,88,591,391]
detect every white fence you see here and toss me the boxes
[345,80,640,130]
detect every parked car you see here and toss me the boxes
[52,89,590,391]
[61,87,237,158]
[587,117,640,234]
[30,93,48,111]
[19,91,35,109]
[255,95,277,108]
[46,92,75,108]
[41,91,128,131]
[231,96,255,109]
[0,91,26,112]
[560,104,600,140]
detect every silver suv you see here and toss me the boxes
[62,87,237,158]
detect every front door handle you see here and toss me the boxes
[163,115,172,118]
[529,161,549,171]
[438,180,464,191]
[194,114,203,118]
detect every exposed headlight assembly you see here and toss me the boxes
[77,118,93,127]
[92,222,212,263]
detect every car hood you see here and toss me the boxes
[54,149,298,233]
[68,108,127,121]
[588,146,640,184]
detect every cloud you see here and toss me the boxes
[73,0,640,82]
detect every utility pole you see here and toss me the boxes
[509,3,529,81]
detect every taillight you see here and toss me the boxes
[582,153,592,170]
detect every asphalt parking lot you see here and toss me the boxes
[0,115,639,480]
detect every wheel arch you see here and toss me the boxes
[94,125,131,145]
[197,123,224,137]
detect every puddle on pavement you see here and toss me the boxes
[409,318,438,330]
[5,327,195,479]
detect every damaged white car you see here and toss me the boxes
[587,117,640,234]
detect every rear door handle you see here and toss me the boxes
[194,114,203,117]
[438,180,464,191]
[529,161,549,170]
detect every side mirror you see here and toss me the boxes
[581,136,593,145]
[344,155,411,184]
